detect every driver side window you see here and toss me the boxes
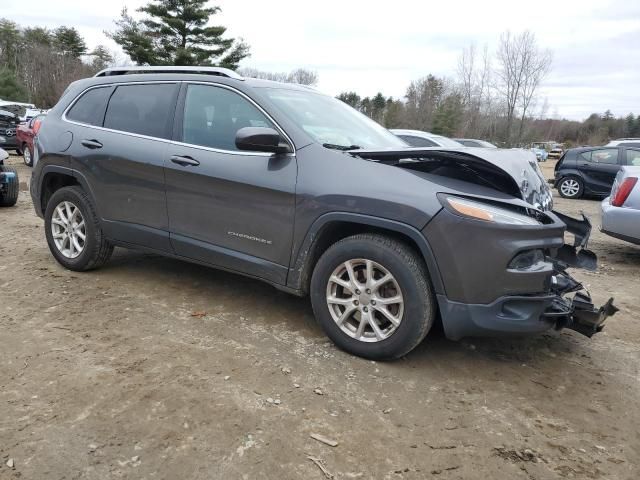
[182,84,274,151]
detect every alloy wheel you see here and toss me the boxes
[560,179,580,197]
[23,147,31,165]
[51,201,86,258]
[326,258,404,342]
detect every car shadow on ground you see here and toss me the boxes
[96,248,592,372]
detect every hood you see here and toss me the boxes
[0,109,18,126]
[349,146,554,211]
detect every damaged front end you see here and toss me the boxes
[545,211,618,337]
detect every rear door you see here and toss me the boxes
[66,82,179,251]
[623,148,640,167]
[164,82,297,285]
[577,148,621,193]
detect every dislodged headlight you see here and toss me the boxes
[442,195,541,226]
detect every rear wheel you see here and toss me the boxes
[44,186,113,271]
[558,176,583,199]
[0,166,19,207]
[310,234,435,360]
[22,144,33,166]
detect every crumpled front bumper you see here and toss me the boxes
[428,209,618,340]
[543,211,618,337]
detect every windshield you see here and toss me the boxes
[262,87,406,149]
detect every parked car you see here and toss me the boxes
[390,129,464,148]
[530,147,548,162]
[548,144,564,160]
[453,138,498,148]
[0,109,21,155]
[606,138,640,147]
[16,113,46,166]
[30,66,616,359]
[527,143,549,162]
[601,166,640,245]
[553,145,640,199]
[0,147,19,207]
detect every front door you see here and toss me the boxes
[164,83,297,285]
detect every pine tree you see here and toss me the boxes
[108,0,250,68]
[90,45,114,71]
[53,26,87,58]
[0,68,28,101]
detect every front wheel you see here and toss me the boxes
[44,186,114,271]
[310,234,435,360]
[22,144,33,166]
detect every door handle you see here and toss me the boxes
[170,155,200,167]
[81,139,103,149]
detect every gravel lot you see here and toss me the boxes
[1,154,638,479]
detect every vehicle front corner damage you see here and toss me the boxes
[546,211,618,337]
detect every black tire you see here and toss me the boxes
[0,166,19,207]
[22,143,33,166]
[44,186,113,271]
[557,175,584,199]
[310,234,435,360]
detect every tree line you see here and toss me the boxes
[1,1,636,148]
[0,20,114,107]
[337,32,637,147]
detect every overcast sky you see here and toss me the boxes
[3,0,639,120]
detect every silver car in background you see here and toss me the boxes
[390,129,465,148]
[601,166,640,245]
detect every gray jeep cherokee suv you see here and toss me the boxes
[30,66,616,359]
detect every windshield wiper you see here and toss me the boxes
[322,143,362,151]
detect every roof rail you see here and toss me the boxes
[94,66,244,80]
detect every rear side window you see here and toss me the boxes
[398,135,437,147]
[104,83,177,139]
[626,149,640,166]
[580,149,619,165]
[66,87,112,126]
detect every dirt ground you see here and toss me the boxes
[1,154,638,480]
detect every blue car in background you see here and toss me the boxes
[530,142,549,162]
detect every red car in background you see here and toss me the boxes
[16,114,46,166]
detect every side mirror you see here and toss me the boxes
[235,127,291,154]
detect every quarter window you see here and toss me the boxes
[103,84,177,139]
[182,84,274,151]
[66,87,112,126]
[626,149,640,166]
[580,149,619,165]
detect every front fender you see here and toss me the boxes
[287,211,445,295]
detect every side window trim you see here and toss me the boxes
[63,81,178,141]
[173,81,295,156]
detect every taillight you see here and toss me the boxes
[33,120,42,134]
[611,177,638,207]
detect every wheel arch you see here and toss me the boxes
[39,166,88,215]
[287,212,444,296]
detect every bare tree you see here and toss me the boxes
[239,67,318,86]
[287,68,318,86]
[517,39,552,141]
[494,31,551,145]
